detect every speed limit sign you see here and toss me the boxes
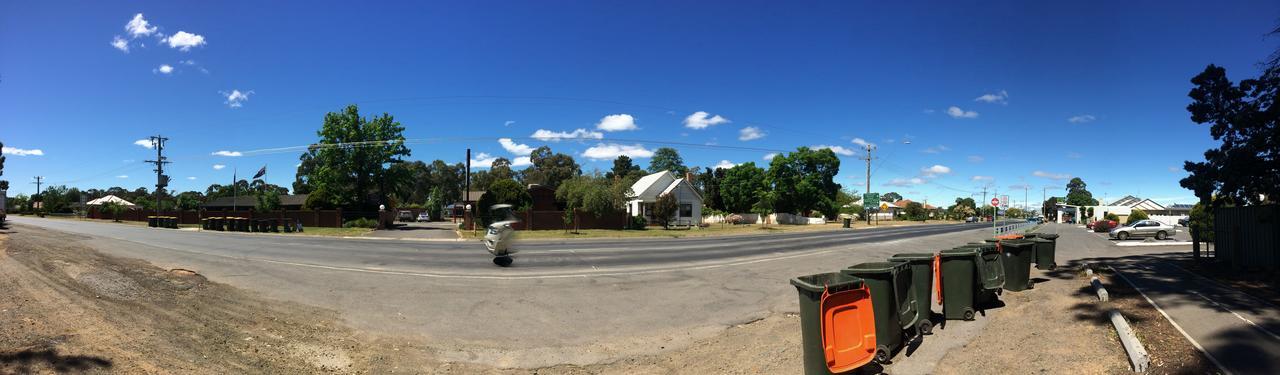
[991,197,1000,207]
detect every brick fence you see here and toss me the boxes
[87,207,348,228]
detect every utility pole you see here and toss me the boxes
[31,176,43,214]
[860,144,875,225]
[1042,186,1050,219]
[144,135,170,217]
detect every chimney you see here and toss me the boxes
[685,171,692,181]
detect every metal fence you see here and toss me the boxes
[1213,205,1280,271]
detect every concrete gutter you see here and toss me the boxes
[1084,265,1148,372]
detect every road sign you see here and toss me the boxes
[863,193,880,209]
[1000,195,1009,209]
[991,197,1000,207]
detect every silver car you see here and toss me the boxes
[1109,220,1176,240]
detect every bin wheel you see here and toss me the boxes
[918,320,933,335]
[493,256,514,267]
[874,345,890,364]
[962,309,975,321]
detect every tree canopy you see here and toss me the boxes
[1181,63,1280,205]
[766,147,841,216]
[719,162,767,213]
[881,192,903,202]
[607,155,644,181]
[521,146,580,188]
[297,104,410,210]
[476,179,532,225]
[648,147,688,175]
[1064,177,1098,206]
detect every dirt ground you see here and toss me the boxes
[1093,266,1218,374]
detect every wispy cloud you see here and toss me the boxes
[1066,152,1083,159]
[470,152,499,168]
[851,137,875,148]
[812,145,855,156]
[596,114,638,132]
[512,156,532,167]
[581,143,654,160]
[713,160,737,169]
[212,164,226,170]
[683,111,730,129]
[116,175,129,179]
[922,145,950,154]
[885,177,926,187]
[738,126,765,141]
[1032,170,1071,180]
[220,90,253,108]
[1068,114,1096,124]
[186,176,197,180]
[974,90,1009,105]
[2,146,44,156]
[946,106,979,119]
[503,120,516,127]
[967,155,985,163]
[1008,183,1032,190]
[920,164,952,177]
[111,36,130,52]
[163,31,206,51]
[972,175,994,182]
[763,153,778,161]
[498,138,535,156]
[154,64,174,74]
[1168,166,1181,173]
[125,13,158,38]
[134,139,155,149]
[211,150,242,157]
[530,128,603,141]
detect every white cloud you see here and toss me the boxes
[2,147,44,156]
[211,150,243,157]
[738,126,765,141]
[1032,170,1071,180]
[1168,166,1181,173]
[498,138,535,156]
[922,145,950,154]
[922,109,936,114]
[512,156,533,167]
[683,111,730,129]
[1068,114,1096,124]
[125,13,158,38]
[1009,183,1032,190]
[946,106,979,119]
[470,152,499,168]
[713,160,737,169]
[163,31,206,51]
[134,139,155,149]
[974,90,1009,105]
[220,89,253,108]
[504,120,516,127]
[155,64,174,74]
[581,143,654,160]
[530,128,603,141]
[971,175,994,182]
[885,177,926,187]
[763,153,778,161]
[920,164,952,177]
[180,59,196,65]
[812,145,855,156]
[596,114,638,132]
[212,164,226,170]
[1067,152,1083,159]
[851,137,875,148]
[111,36,130,52]
[967,155,984,163]
[116,175,129,179]
[186,176,197,180]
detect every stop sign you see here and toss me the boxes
[991,197,1000,207]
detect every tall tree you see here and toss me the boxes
[881,192,903,202]
[607,155,643,180]
[698,167,728,212]
[0,140,7,191]
[719,162,766,213]
[1181,64,1280,205]
[476,179,532,225]
[1064,177,1098,206]
[521,146,580,188]
[648,147,687,175]
[766,147,841,216]
[174,191,205,210]
[297,104,410,210]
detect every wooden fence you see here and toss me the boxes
[87,207,349,228]
[1213,205,1280,271]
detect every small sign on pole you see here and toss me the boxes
[991,197,1000,207]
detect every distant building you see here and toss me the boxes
[627,170,703,225]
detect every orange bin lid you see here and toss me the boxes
[996,234,1024,240]
[820,285,877,372]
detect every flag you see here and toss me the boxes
[252,165,267,179]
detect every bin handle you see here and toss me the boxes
[934,254,943,304]
[819,284,836,365]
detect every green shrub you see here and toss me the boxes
[343,217,378,228]
[1126,209,1149,224]
[1104,212,1120,222]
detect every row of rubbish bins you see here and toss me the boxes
[200,217,301,233]
[790,232,1060,374]
[146,216,180,229]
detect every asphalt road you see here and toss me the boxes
[6,216,1021,368]
[9,216,1011,279]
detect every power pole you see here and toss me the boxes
[860,144,876,225]
[31,176,43,213]
[144,135,170,217]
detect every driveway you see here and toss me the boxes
[367,220,459,240]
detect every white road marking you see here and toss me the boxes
[1108,265,1233,375]
[1189,290,1280,342]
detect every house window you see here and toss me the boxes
[680,203,693,218]
[643,203,655,220]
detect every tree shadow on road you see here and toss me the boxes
[0,348,112,374]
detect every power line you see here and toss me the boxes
[144,135,170,214]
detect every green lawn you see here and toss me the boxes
[289,227,374,237]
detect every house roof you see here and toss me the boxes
[630,171,670,197]
[85,195,136,207]
[1110,195,1166,211]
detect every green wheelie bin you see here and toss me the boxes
[956,242,1004,305]
[888,253,936,335]
[843,262,910,363]
[1027,233,1059,270]
[147,216,158,227]
[938,247,981,320]
[790,272,876,374]
[998,239,1035,291]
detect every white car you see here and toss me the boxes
[1109,220,1176,240]
[416,212,431,222]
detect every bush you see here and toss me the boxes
[343,217,378,228]
[1126,209,1149,224]
[628,215,648,230]
[1104,213,1120,222]
[726,214,744,225]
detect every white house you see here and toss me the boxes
[627,170,703,226]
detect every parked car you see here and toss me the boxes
[1177,216,1189,227]
[965,216,978,223]
[416,212,431,222]
[1092,220,1119,232]
[1109,220,1177,240]
[397,210,414,222]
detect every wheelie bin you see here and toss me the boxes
[956,242,1004,306]
[937,247,980,320]
[1027,233,1059,270]
[147,216,158,227]
[790,272,876,374]
[282,218,295,233]
[998,239,1036,291]
[842,262,909,363]
[888,253,936,335]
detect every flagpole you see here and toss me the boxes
[232,168,237,212]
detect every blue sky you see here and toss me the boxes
[3,1,1278,208]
